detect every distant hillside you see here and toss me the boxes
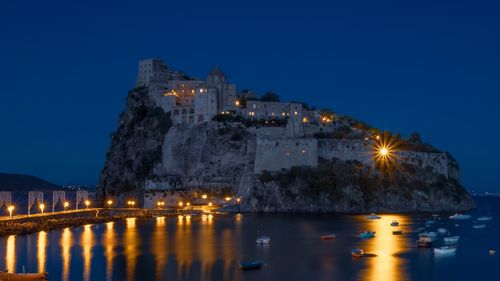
[0,173,60,192]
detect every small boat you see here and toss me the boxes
[240,260,264,270]
[359,231,376,239]
[320,234,336,240]
[419,232,437,241]
[449,213,471,220]
[434,246,457,255]
[392,230,403,235]
[390,220,399,227]
[489,249,496,255]
[477,216,493,221]
[472,224,486,229]
[256,236,271,244]
[432,214,440,218]
[417,237,433,248]
[443,236,460,243]
[426,220,436,225]
[0,271,48,280]
[437,228,447,234]
[366,213,381,220]
[351,249,364,258]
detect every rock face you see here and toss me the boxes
[97,87,171,204]
[98,87,475,212]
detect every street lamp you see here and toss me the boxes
[39,203,45,214]
[64,202,69,213]
[7,205,14,219]
[107,200,113,208]
[202,194,207,199]
[84,200,90,209]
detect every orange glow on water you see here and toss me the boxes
[125,218,139,281]
[153,216,168,279]
[6,235,16,273]
[103,222,116,281]
[357,215,410,281]
[61,228,72,281]
[37,231,47,273]
[81,224,93,281]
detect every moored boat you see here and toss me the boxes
[437,228,447,234]
[472,224,486,229]
[320,234,336,240]
[390,220,399,227]
[351,249,364,258]
[392,230,403,235]
[434,246,457,255]
[256,236,271,244]
[240,260,264,270]
[366,213,381,220]
[359,231,376,239]
[449,213,471,220]
[443,236,460,243]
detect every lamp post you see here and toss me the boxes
[107,200,113,208]
[84,200,90,209]
[39,203,45,214]
[64,202,69,213]
[7,205,14,219]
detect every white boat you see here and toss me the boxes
[437,228,447,234]
[434,246,457,255]
[390,220,399,226]
[449,213,471,220]
[256,236,271,244]
[359,231,376,239]
[477,216,493,221]
[366,213,381,220]
[443,236,460,243]
[426,220,436,225]
[472,224,486,229]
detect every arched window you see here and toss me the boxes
[198,115,204,122]
[189,108,194,114]
[173,109,179,115]
[181,108,187,115]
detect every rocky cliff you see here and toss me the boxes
[98,87,475,212]
[97,87,171,204]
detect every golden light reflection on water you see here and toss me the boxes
[81,224,94,281]
[125,218,139,281]
[198,214,216,280]
[358,215,410,281]
[61,228,72,281]
[153,217,167,280]
[6,235,15,273]
[103,222,116,281]
[37,231,47,273]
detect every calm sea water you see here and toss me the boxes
[0,197,498,281]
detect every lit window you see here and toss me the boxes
[253,104,256,109]
[294,111,298,116]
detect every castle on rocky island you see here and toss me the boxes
[98,58,472,212]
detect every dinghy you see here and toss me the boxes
[240,260,265,270]
[359,231,376,239]
[434,246,457,255]
[256,236,271,244]
[390,220,399,226]
[437,228,447,234]
[392,230,403,235]
[320,234,336,240]
[351,249,364,258]
[449,213,471,220]
[366,213,381,220]
[443,236,460,243]
[0,271,47,280]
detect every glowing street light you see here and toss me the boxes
[39,203,45,214]
[107,200,113,208]
[84,200,90,209]
[202,194,208,199]
[225,197,231,202]
[7,205,14,219]
[186,202,191,207]
[157,201,164,208]
[208,202,213,207]
[178,202,183,207]
[64,202,69,213]
[128,200,136,207]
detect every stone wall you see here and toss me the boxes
[254,138,318,173]
[318,139,372,164]
[399,151,449,178]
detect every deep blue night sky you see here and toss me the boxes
[0,0,499,191]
